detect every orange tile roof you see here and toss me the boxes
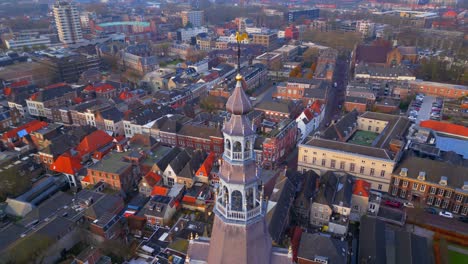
[420,120,468,137]
[145,171,162,187]
[353,180,371,197]
[81,175,91,183]
[151,186,169,196]
[182,196,197,204]
[10,80,29,88]
[2,120,48,140]
[119,91,133,100]
[75,130,114,156]
[50,152,82,175]
[45,82,68,89]
[196,152,216,178]
[310,100,322,114]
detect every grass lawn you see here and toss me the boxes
[448,250,467,264]
[348,130,379,146]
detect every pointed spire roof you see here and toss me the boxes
[226,74,252,115]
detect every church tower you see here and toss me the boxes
[206,74,273,263]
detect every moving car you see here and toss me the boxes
[384,200,402,208]
[404,202,414,208]
[439,211,453,218]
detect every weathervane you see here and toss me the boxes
[235,31,248,75]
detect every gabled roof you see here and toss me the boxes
[76,130,114,156]
[2,120,48,140]
[119,90,133,100]
[420,120,468,138]
[50,152,83,175]
[196,152,216,177]
[353,180,371,197]
[144,171,162,187]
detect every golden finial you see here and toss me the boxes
[235,74,243,81]
[189,233,193,240]
[235,32,248,42]
[288,244,293,256]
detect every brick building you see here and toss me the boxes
[390,156,468,215]
[87,153,136,193]
[407,80,467,99]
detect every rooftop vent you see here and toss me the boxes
[417,171,426,181]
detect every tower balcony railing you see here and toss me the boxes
[215,202,263,221]
[231,151,251,160]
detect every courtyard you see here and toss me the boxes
[348,130,379,146]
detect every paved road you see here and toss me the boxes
[406,208,468,235]
[320,58,349,130]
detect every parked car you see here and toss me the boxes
[404,202,414,208]
[249,97,257,101]
[384,200,402,208]
[459,217,468,223]
[439,211,454,218]
[424,208,437,214]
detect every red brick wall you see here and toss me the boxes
[345,102,367,113]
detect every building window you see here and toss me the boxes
[427,196,434,205]
[412,183,418,189]
[400,189,406,198]
[378,184,383,190]
[321,159,326,166]
[445,191,452,198]
[312,157,316,164]
[392,187,398,196]
[330,159,336,169]
[419,185,426,192]
[360,166,365,174]
[394,178,400,185]
[430,187,437,195]
[441,200,449,209]
[380,170,385,177]
[463,207,468,216]
[437,189,444,196]
[303,155,308,162]
[435,198,442,207]
[350,163,355,172]
[456,194,463,202]
[370,168,375,176]
[403,181,408,188]
[340,161,345,170]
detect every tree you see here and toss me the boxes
[303,48,319,67]
[99,239,132,263]
[0,168,31,202]
[4,234,53,263]
[200,95,219,113]
[289,66,302,78]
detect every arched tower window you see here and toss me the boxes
[225,139,231,150]
[246,188,254,210]
[233,141,242,152]
[231,190,243,211]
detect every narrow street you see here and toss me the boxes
[316,58,349,132]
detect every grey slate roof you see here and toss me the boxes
[359,215,433,264]
[394,156,468,190]
[306,138,393,160]
[322,109,359,140]
[298,233,347,264]
[315,171,354,208]
[267,174,296,243]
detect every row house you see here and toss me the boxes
[390,156,468,215]
[0,107,20,132]
[87,153,136,194]
[1,119,48,149]
[84,193,126,240]
[296,101,325,143]
[82,83,118,99]
[273,79,323,100]
[254,99,303,123]
[162,149,207,188]
[155,118,224,154]
[123,104,175,138]
[256,119,298,169]
[26,83,77,118]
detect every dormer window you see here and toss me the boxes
[399,168,408,177]
[417,171,426,181]
[439,176,447,186]
[463,181,468,191]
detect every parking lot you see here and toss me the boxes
[407,95,443,125]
